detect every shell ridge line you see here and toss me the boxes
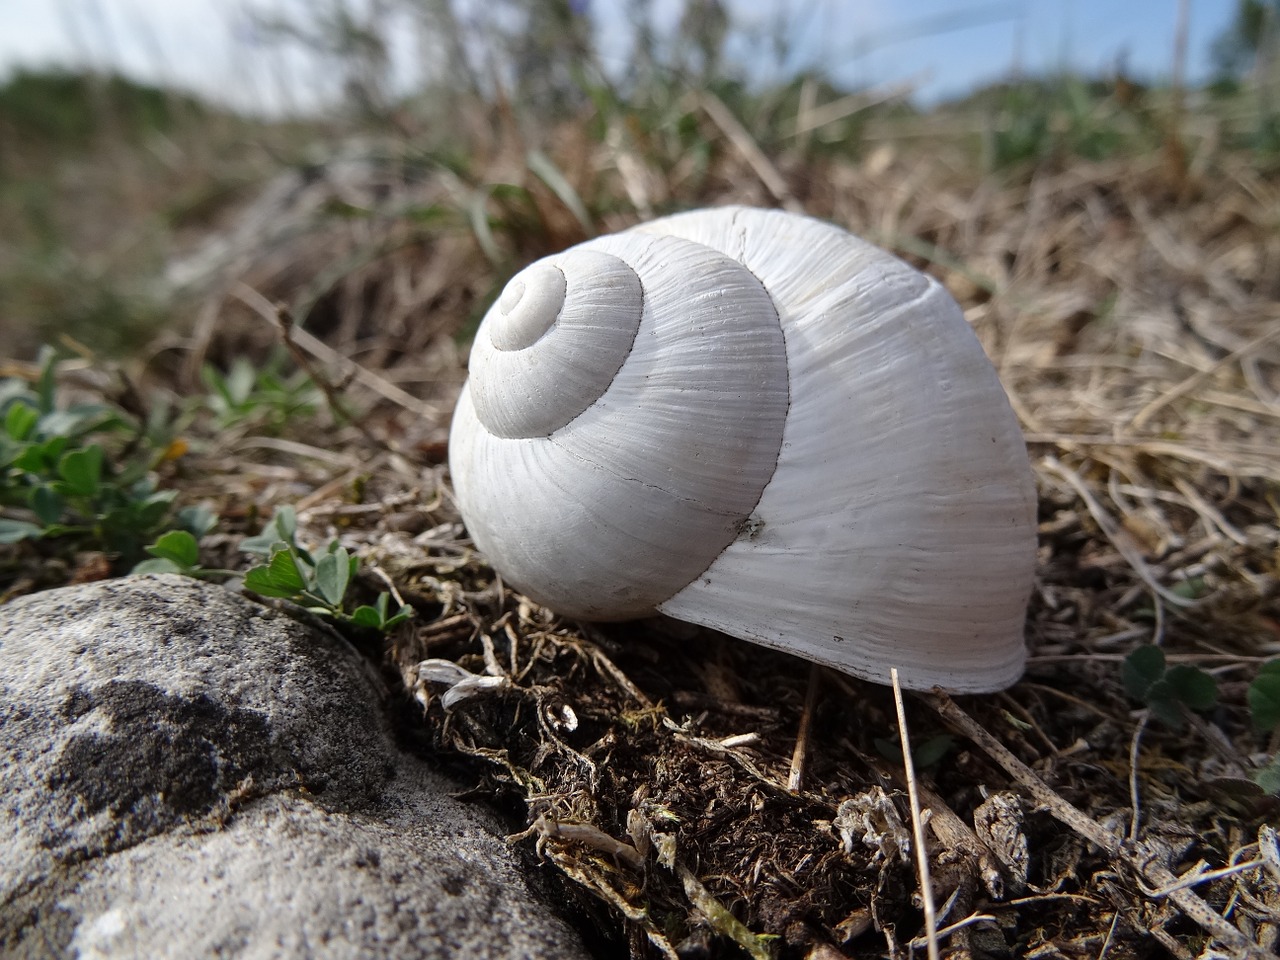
[729,206,749,263]
[864,276,939,327]
[543,242,793,536]
[510,253,647,439]
[732,257,791,491]
[550,257,645,433]
[668,249,793,585]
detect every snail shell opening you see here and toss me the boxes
[449,206,1037,694]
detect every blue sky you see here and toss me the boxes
[765,0,1237,102]
[0,1,1240,113]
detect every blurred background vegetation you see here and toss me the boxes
[0,0,1277,360]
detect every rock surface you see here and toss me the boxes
[0,574,590,959]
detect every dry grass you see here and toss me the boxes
[9,92,1280,957]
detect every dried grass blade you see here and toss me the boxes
[678,865,777,960]
[892,667,939,960]
[230,282,440,418]
[697,91,802,213]
[526,149,593,236]
[1040,456,1195,610]
[789,77,918,137]
[467,187,504,265]
[1128,321,1280,430]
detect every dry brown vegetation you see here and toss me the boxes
[4,58,1280,960]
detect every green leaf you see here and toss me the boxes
[526,148,593,234]
[243,565,300,598]
[1171,577,1208,600]
[275,506,298,541]
[314,546,350,607]
[468,186,505,264]
[37,522,85,538]
[912,734,955,768]
[14,436,65,473]
[1164,665,1218,711]
[1003,710,1032,731]
[382,606,413,630]
[241,507,299,556]
[244,546,311,600]
[405,202,447,225]
[1145,692,1187,730]
[266,547,308,593]
[145,529,200,568]
[10,447,43,473]
[1251,754,1280,796]
[240,530,283,556]
[872,737,898,762]
[35,346,57,414]
[132,557,183,575]
[244,546,315,598]
[133,493,176,530]
[29,485,63,525]
[57,445,104,498]
[225,358,257,406]
[872,734,953,768]
[348,605,383,628]
[0,518,43,543]
[347,595,413,631]
[1123,645,1166,701]
[1248,661,1280,734]
[43,435,71,462]
[39,407,108,440]
[0,378,29,410]
[4,401,38,441]
[176,504,217,538]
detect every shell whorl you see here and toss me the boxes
[451,231,790,619]
[450,206,1038,693]
[468,252,643,438]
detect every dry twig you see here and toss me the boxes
[893,668,940,960]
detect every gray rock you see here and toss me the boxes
[0,574,589,959]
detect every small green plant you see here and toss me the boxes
[133,513,220,578]
[134,529,204,576]
[1123,647,1280,794]
[1122,645,1218,729]
[1248,660,1280,734]
[1252,753,1280,795]
[241,506,412,632]
[0,350,195,566]
[874,733,954,769]
[200,357,322,434]
[1247,661,1280,794]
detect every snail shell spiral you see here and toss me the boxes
[449,207,1037,693]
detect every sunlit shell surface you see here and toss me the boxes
[449,206,1037,693]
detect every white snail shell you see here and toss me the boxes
[449,206,1037,693]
